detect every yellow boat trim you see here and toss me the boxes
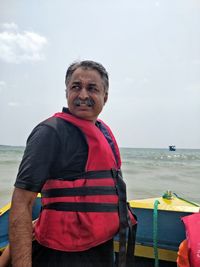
[135,244,177,262]
[0,203,11,216]
[0,246,7,253]
[129,196,200,213]
[0,194,41,217]
[114,242,177,262]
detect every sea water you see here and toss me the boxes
[121,148,200,203]
[0,145,200,207]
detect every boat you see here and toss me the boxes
[0,196,41,252]
[115,191,200,266]
[169,145,176,151]
[1,192,199,266]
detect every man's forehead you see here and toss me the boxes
[72,80,97,85]
[69,68,102,82]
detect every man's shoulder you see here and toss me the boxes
[37,115,85,140]
[40,115,75,131]
[39,108,76,130]
[26,114,86,150]
[30,109,88,143]
[41,116,66,129]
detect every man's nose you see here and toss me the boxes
[79,88,89,99]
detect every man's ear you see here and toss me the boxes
[104,92,108,105]
[65,88,68,99]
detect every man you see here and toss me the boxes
[9,60,136,267]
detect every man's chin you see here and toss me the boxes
[73,110,95,122]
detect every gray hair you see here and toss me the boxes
[65,60,109,92]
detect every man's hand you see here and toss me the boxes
[9,188,37,267]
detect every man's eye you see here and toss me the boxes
[71,85,80,90]
[88,86,98,92]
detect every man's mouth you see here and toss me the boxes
[74,98,95,107]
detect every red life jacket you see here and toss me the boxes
[35,112,123,252]
[177,239,190,267]
[182,213,200,267]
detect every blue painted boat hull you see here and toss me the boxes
[1,194,199,263]
[134,208,191,251]
[0,197,42,250]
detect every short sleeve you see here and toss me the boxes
[14,124,60,192]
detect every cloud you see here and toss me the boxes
[2,22,19,31]
[192,59,200,65]
[125,77,135,85]
[0,23,48,64]
[0,81,6,92]
[186,83,200,94]
[8,101,20,107]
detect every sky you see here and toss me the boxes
[0,0,200,149]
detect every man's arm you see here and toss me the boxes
[9,188,37,267]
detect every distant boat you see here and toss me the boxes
[169,145,176,151]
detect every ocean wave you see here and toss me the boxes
[120,148,200,162]
[0,160,21,165]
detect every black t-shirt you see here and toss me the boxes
[15,110,88,192]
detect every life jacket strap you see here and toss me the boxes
[42,186,117,198]
[48,170,117,181]
[114,170,136,267]
[42,202,118,212]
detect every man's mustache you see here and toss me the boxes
[74,98,95,107]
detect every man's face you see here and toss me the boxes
[66,67,108,123]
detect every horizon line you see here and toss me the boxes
[0,144,200,150]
